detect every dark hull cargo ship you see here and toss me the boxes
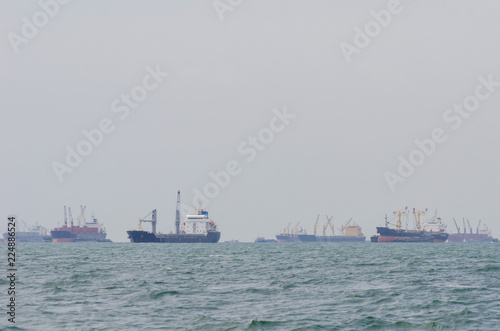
[376,227,448,243]
[127,191,221,244]
[375,209,448,243]
[127,229,220,243]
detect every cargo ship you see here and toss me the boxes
[375,209,448,243]
[127,191,220,243]
[298,216,366,242]
[51,206,110,242]
[275,222,305,242]
[2,221,51,243]
[448,218,498,243]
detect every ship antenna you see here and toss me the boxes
[175,190,181,235]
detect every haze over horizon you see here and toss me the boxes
[2,0,499,242]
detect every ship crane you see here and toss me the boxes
[78,205,87,226]
[139,209,157,234]
[385,217,399,229]
[323,215,333,236]
[284,222,292,235]
[453,218,460,234]
[412,209,426,231]
[313,215,320,236]
[68,207,74,227]
[293,222,300,237]
[38,225,50,236]
[20,219,30,232]
[328,218,335,236]
[477,220,482,234]
[64,206,68,227]
[463,218,467,234]
[341,218,353,235]
[467,219,472,234]
[393,208,407,230]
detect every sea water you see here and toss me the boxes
[1,242,499,330]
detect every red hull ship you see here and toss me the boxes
[448,218,498,243]
[51,206,109,242]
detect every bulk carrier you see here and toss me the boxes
[127,191,221,243]
[276,216,366,242]
[2,221,51,243]
[374,209,448,243]
[448,218,498,243]
[51,206,110,242]
[298,216,366,242]
[275,222,305,242]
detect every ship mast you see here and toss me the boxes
[175,190,181,235]
[412,209,426,231]
[467,219,472,234]
[393,210,405,230]
[341,218,353,235]
[322,216,334,236]
[453,218,460,233]
[293,222,300,237]
[64,206,68,227]
[68,207,74,227]
[313,215,319,236]
[139,210,157,234]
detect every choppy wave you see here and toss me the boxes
[1,242,499,330]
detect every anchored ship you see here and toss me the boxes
[275,222,304,242]
[2,221,51,243]
[127,191,221,243]
[448,218,498,243]
[51,206,109,242]
[298,215,366,242]
[375,208,448,243]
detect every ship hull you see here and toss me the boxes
[296,234,317,242]
[2,232,51,243]
[316,236,366,242]
[51,230,108,242]
[127,230,221,243]
[297,234,365,242]
[275,235,300,242]
[376,227,448,243]
[447,233,498,243]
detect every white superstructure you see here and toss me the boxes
[181,209,218,235]
[422,214,447,233]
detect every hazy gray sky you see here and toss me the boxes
[1,0,499,242]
